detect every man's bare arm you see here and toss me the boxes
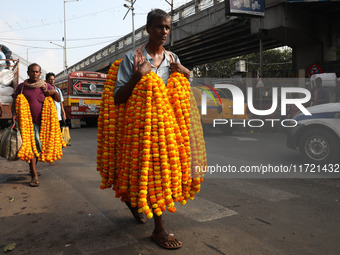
[170,62,190,79]
[43,89,61,102]
[114,62,151,104]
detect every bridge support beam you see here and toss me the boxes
[251,3,339,75]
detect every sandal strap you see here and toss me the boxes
[153,231,178,243]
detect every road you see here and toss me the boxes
[1,127,339,255]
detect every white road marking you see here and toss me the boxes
[232,136,258,141]
[225,180,299,202]
[176,196,237,222]
[175,181,298,222]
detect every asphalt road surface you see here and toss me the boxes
[1,127,339,255]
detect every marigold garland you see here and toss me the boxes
[97,60,207,218]
[16,94,40,162]
[15,94,66,163]
[39,96,67,163]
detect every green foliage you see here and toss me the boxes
[193,58,235,78]
[194,47,293,78]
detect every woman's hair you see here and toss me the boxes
[146,9,171,27]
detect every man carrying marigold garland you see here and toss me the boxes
[114,9,190,249]
[46,72,66,130]
[12,63,60,187]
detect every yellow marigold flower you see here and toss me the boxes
[97,63,206,218]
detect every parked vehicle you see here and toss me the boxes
[55,71,107,128]
[191,85,248,134]
[286,103,340,163]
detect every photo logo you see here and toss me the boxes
[197,83,222,113]
[201,84,312,116]
[199,83,312,129]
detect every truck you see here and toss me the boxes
[0,59,19,129]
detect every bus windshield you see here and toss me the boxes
[71,79,104,96]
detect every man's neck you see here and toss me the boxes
[145,42,164,56]
[28,79,39,84]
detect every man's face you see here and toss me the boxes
[47,75,55,86]
[147,17,171,45]
[27,65,41,82]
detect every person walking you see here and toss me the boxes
[313,77,330,105]
[46,72,66,129]
[12,63,60,187]
[114,9,190,249]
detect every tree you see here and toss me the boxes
[194,47,293,78]
[193,58,235,78]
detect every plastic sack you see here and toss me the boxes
[0,69,14,86]
[0,122,23,161]
[62,126,71,146]
[0,95,13,104]
[0,86,14,96]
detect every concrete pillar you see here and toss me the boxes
[179,9,184,20]
[322,22,337,62]
[298,69,306,89]
[195,0,201,13]
[246,71,253,88]
[293,44,323,74]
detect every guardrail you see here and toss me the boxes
[62,0,223,75]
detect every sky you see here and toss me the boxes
[0,0,191,81]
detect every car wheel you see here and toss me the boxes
[298,128,340,163]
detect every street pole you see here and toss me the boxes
[64,0,67,71]
[123,0,136,50]
[64,0,79,72]
[165,0,173,51]
[132,2,135,50]
[259,24,263,77]
[259,17,263,110]
[50,42,67,75]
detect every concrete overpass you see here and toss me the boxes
[57,0,340,78]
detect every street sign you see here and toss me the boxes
[225,0,265,17]
[306,64,322,78]
[256,76,265,88]
[235,59,247,72]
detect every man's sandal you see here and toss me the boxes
[29,178,39,187]
[151,231,182,249]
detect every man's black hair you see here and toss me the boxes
[46,72,56,81]
[146,9,171,27]
[27,63,41,72]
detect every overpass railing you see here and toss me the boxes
[62,0,224,76]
